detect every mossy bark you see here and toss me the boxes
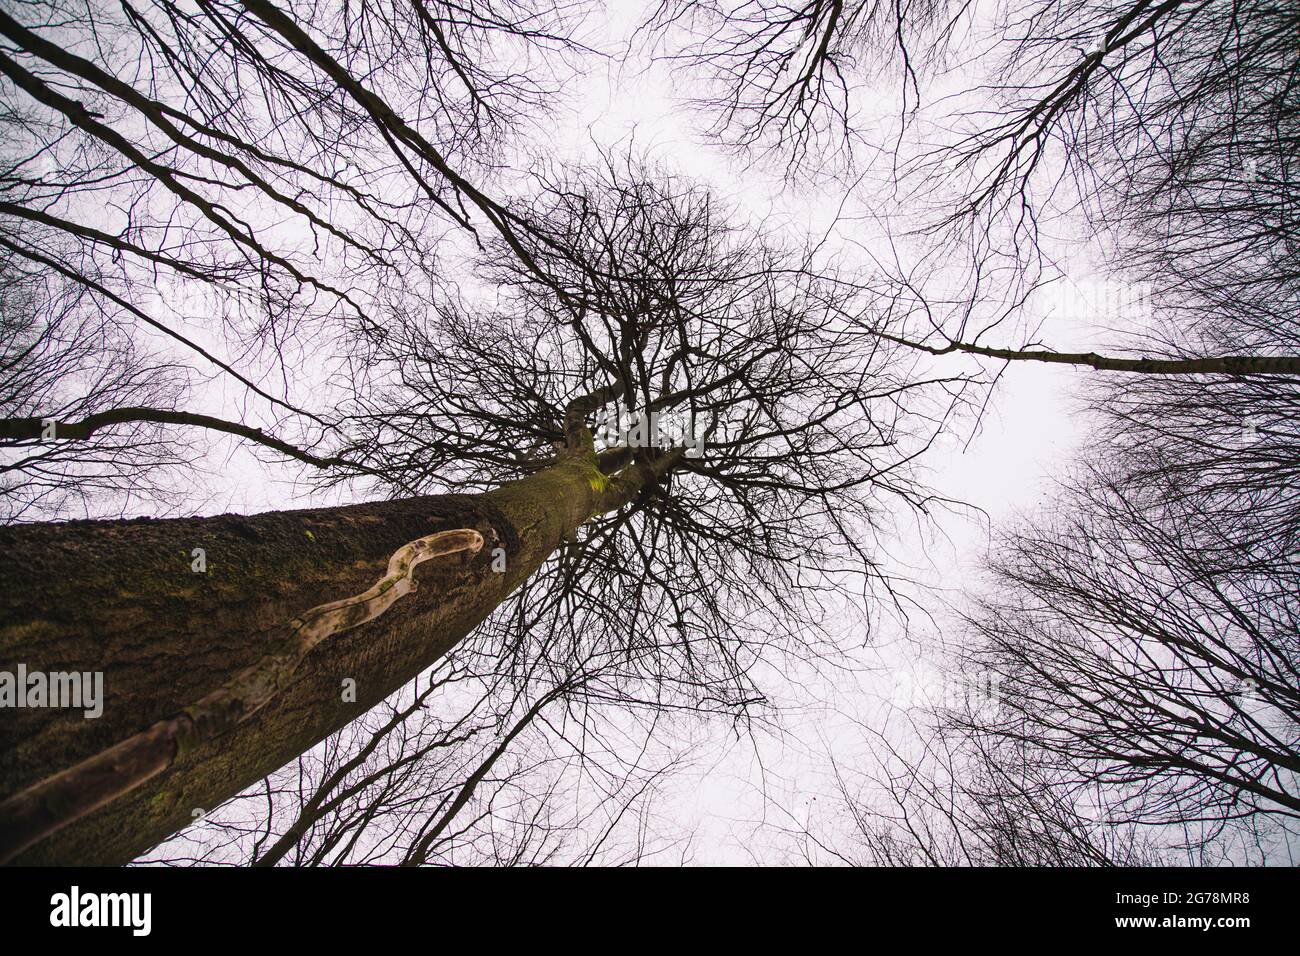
[0,454,645,865]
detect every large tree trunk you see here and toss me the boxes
[0,453,651,865]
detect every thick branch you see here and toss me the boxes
[0,407,363,472]
[877,332,1300,376]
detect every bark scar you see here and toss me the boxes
[0,527,484,865]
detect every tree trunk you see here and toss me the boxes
[0,452,653,864]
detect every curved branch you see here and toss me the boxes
[0,407,360,473]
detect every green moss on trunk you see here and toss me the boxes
[0,456,617,864]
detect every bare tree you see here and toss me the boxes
[143,644,692,867]
[0,253,198,519]
[947,462,1299,855]
[0,133,963,863]
[641,0,962,174]
[649,0,1299,865]
[652,0,1296,365]
[0,0,595,517]
[802,718,1161,866]
[8,0,1291,871]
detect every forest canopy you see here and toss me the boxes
[0,0,1295,867]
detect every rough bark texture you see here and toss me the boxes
[0,455,627,865]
